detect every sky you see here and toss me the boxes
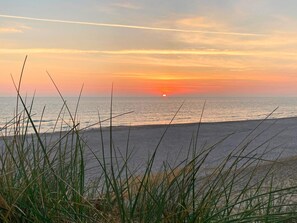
[1,0,297,97]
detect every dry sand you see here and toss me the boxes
[79,117,297,182]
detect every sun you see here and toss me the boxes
[162,94,167,97]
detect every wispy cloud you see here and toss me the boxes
[2,48,297,59]
[111,72,264,81]
[175,16,221,29]
[0,48,260,56]
[0,24,31,33]
[0,14,265,36]
[176,31,297,52]
[4,47,297,72]
[0,27,22,33]
[111,1,141,10]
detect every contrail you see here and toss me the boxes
[0,14,265,37]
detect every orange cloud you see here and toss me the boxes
[0,27,22,33]
[176,16,222,29]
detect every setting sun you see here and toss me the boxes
[162,94,167,97]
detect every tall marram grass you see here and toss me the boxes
[1,57,297,222]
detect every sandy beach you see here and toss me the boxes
[2,116,297,183]
[69,117,297,182]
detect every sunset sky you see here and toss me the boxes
[1,0,297,96]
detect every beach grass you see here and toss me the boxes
[1,58,297,222]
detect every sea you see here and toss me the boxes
[1,96,297,134]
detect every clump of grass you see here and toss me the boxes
[0,57,297,222]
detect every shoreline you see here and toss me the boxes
[83,115,297,132]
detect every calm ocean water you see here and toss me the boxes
[1,96,297,134]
